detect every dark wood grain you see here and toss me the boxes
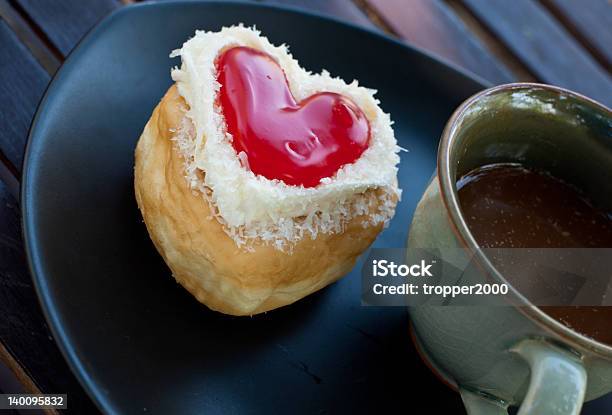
[542,0,612,71]
[0,181,99,413]
[444,0,537,82]
[0,154,18,200]
[0,342,55,415]
[0,6,101,412]
[13,0,119,56]
[0,17,49,174]
[362,0,514,84]
[252,0,374,28]
[462,0,612,107]
[0,0,61,74]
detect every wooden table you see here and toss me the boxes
[0,0,610,413]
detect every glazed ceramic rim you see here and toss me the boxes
[437,82,612,358]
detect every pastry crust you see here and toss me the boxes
[134,85,390,315]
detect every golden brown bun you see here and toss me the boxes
[134,85,388,315]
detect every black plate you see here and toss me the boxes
[22,2,488,413]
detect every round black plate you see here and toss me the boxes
[23,2,487,414]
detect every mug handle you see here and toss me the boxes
[460,389,508,415]
[460,339,587,415]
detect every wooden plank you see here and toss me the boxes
[444,0,537,82]
[0,17,49,174]
[0,154,18,200]
[252,0,375,28]
[462,0,612,107]
[0,356,30,396]
[362,0,515,84]
[542,0,612,71]
[0,0,61,74]
[0,181,98,413]
[0,9,96,410]
[13,0,119,56]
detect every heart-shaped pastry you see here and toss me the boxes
[135,26,401,315]
[217,47,370,187]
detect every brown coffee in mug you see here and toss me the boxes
[457,162,612,345]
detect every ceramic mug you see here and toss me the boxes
[407,83,612,414]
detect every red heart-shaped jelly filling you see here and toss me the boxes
[217,46,370,188]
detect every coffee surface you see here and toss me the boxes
[457,163,612,345]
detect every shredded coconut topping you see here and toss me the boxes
[170,26,401,250]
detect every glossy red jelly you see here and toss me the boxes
[216,46,370,187]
